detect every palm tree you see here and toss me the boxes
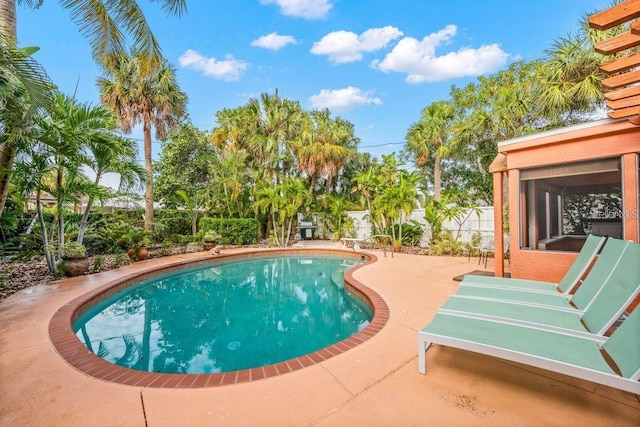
[377,170,418,244]
[0,32,55,217]
[38,93,111,254]
[0,0,186,63]
[12,93,106,272]
[320,194,357,240]
[208,148,251,218]
[0,0,185,218]
[14,140,57,271]
[175,189,206,237]
[78,131,145,245]
[254,185,283,246]
[98,51,187,230]
[254,177,310,247]
[406,100,456,202]
[245,92,303,183]
[295,109,357,194]
[537,11,628,124]
[211,106,253,153]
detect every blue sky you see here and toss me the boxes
[18,0,608,161]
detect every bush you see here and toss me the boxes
[61,242,86,258]
[429,229,469,256]
[199,218,260,245]
[153,209,192,241]
[386,220,425,246]
[203,230,220,243]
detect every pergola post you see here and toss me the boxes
[492,172,504,277]
[622,153,639,241]
[489,152,508,277]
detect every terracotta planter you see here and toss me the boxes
[203,242,216,250]
[127,247,136,259]
[136,246,148,260]
[62,257,89,277]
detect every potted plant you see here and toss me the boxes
[60,242,89,277]
[120,225,151,260]
[393,238,402,252]
[136,235,151,260]
[202,230,220,250]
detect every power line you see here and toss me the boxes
[124,135,406,150]
[358,142,405,148]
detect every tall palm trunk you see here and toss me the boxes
[0,0,17,218]
[0,0,17,36]
[77,195,93,245]
[0,146,16,218]
[434,152,442,202]
[325,174,333,195]
[36,190,57,274]
[143,120,154,230]
[308,174,317,193]
[77,174,101,245]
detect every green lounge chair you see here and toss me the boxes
[417,304,640,394]
[439,240,640,336]
[461,234,606,294]
[456,238,633,313]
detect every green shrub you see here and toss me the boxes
[61,242,87,258]
[203,230,221,243]
[386,220,425,246]
[166,233,191,245]
[91,255,105,273]
[429,229,468,256]
[153,209,192,241]
[199,218,260,245]
[112,208,145,228]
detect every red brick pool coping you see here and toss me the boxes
[49,248,388,388]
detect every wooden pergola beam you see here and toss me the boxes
[601,69,640,90]
[604,84,640,101]
[600,51,640,73]
[594,31,640,55]
[589,0,640,30]
[607,94,640,110]
[632,20,640,35]
[608,105,640,118]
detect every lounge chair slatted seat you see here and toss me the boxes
[457,239,632,313]
[601,306,640,380]
[418,308,640,394]
[440,297,588,333]
[455,287,572,307]
[461,234,606,294]
[442,239,640,336]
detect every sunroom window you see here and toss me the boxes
[519,157,622,252]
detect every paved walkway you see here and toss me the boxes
[1,249,638,426]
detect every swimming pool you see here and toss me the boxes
[50,249,389,387]
[73,255,371,374]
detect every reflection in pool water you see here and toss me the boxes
[74,256,371,374]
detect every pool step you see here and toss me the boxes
[331,269,345,289]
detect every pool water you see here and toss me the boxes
[73,255,372,374]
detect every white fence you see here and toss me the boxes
[345,207,495,247]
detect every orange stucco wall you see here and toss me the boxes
[509,248,579,282]
[497,120,640,281]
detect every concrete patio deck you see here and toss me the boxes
[1,248,638,426]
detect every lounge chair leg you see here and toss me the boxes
[418,336,430,374]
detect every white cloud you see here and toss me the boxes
[371,25,509,83]
[260,0,332,20]
[251,32,298,51]
[178,49,248,81]
[309,86,382,111]
[311,26,403,64]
